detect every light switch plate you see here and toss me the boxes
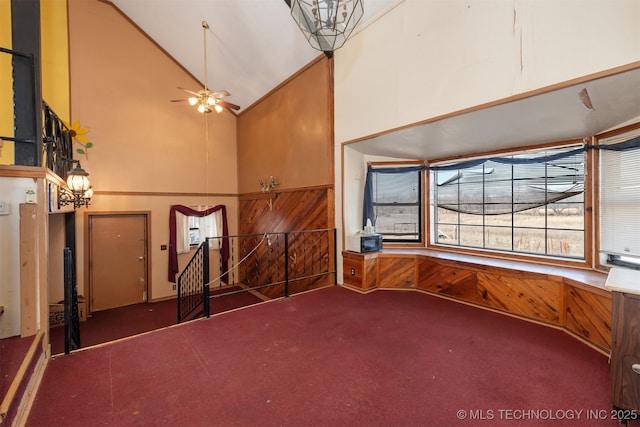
[0,200,9,215]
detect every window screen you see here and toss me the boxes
[372,169,421,242]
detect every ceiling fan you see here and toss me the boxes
[171,21,240,114]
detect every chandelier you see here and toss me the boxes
[290,0,364,52]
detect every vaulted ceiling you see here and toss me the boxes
[107,0,640,160]
[109,0,397,114]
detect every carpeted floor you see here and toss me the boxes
[49,286,265,355]
[27,286,632,426]
[0,335,34,399]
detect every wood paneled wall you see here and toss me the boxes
[235,55,335,298]
[238,187,334,298]
[236,56,333,194]
[343,251,612,353]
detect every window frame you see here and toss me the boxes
[595,123,640,271]
[368,163,425,245]
[426,140,592,268]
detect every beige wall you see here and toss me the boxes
[68,0,238,302]
[334,0,640,281]
[0,177,35,338]
[334,0,640,144]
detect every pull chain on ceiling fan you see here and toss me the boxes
[170,21,240,113]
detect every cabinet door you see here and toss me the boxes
[611,292,640,411]
[620,355,640,410]
[343,254,364,288]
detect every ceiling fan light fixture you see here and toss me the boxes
[172,21,240,114]
[291,0,364,52]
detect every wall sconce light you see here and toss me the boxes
[259,176,279,193]
[58,160,92,209]
[290,0,364,53]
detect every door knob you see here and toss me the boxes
[139,256,144,261]
[632,364,640,375]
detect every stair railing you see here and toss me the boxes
[177,228,336,323]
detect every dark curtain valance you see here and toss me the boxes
[168,204,229,283]
[362,136,640,227]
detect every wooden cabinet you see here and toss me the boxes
[342,251,377,290]
[606,268,640,419]
[610,292,640,414]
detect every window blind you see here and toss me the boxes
[600,130,640,258]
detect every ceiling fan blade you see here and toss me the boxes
[211,90,230,98]
[170,99,188,102]
[217,100,241,111]
[177,87,200,97]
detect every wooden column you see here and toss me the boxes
[19,203,38,337]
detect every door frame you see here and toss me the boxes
[84,211,151,314]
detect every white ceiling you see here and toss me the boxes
[109,0,398,114]
[108,0,639,161]
[349,67,640,160]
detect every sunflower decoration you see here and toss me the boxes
[64,121,94,160]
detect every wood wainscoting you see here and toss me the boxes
[239,186,334,299]
[342,250,612,353]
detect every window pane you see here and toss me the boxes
[375,205,420,240]
[485,212,512,227]
[374,172,419,203]
[459,225,483,247]
[513,228,546,255]
[436,224,458,244]
[459,210,483,225]
[432,144,585,259]
[546,201,584,230]
[547,229,584,258]
[372,169,421,242]
[485,226,512,251]
[513,208,545,228]
[437,207,457,222]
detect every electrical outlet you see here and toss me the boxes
[172,285,176,291]
[351,268,355,276]
[0,200,9,215]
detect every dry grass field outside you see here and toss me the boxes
[436,207,584,258]
[374,204,585,259]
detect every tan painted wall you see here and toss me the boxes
[237,57,333,194]
[68,0,238,301]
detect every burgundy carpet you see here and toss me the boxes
[0,335,35,399]
[49,287,264,355]
[27,286,627,426]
